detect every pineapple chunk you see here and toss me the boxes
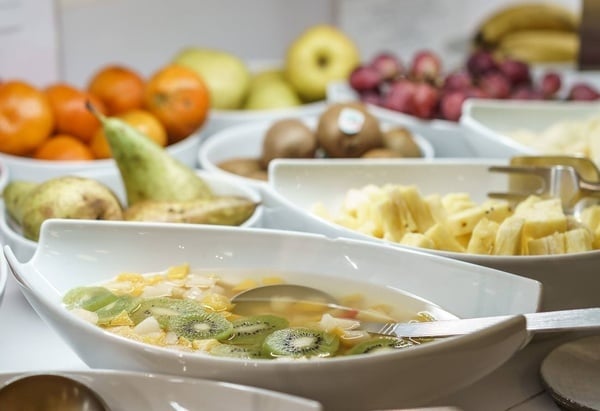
[424,194,447,224]
[467,218,500,255]
[378,197,407,242]
[399,232,436,249]
[527,232,565,255]
[494,216,525,255]
[442,192,477,214]
[424,223,465,252]
[393,185,435,233]
[480,199,514,223]
[445,206,486,237]
[516,197,567,250]
[564,228,593,253]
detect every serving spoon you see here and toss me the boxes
[232,284,600,338]
[0,374,110,411]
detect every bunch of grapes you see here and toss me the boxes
[348,49,600,122]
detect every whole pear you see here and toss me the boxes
[173,47,251,110]
[244,80,302,110]
[3,180,39,224]
[89,103,213,205]
[20,176,124,241]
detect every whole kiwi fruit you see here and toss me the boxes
[316,102,383,158]
[260,118,318,168]
[382,126,422,157]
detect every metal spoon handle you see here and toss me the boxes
[524,307,600,333]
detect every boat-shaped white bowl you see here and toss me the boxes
[0,169,263,262]
[266,158,600,312]
[4,219,538,411]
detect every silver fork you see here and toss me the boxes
[488,164,600,215]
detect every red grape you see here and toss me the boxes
[510,86,544,100]
[370,52,403,81]
[382,80,416,114]
[466,50,497,77]
[498,59,531,87]
[568,83,600,101]
[439,91,467,121]
[349,65,382,92]
[410,50,442,82]
[479,72,511,99]
[360,90,383,106]
[540,72,562,98]
[466,87,489,99]
[443,70,473,91]
[413,82,440,119]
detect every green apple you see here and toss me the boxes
[173,47,251,110]
[244,79,302,110]
[284,25,360,102]
[249,68,286,90]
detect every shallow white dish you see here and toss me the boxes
[0,169,263,262]
[460,99,600,159]
[4,219,538,411]
[266,158,600,312]
[198,114,435,189]
[0,370,322,411]
[0,128,204,182]
[0,251,6,309]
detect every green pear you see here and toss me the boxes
[19,176,124,241]
[244,80,302,110]
[173,47,251,110]
[90,104,213,205]
[249,68,285,90]
[124,196,258,226]
[3,180,39,225]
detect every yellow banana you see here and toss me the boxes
[475,3,579,47]
[496,29,579,63]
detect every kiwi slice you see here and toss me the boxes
[210,343,265,359]
[129,297,205,328]
[347,337,416,355]
[63,286,119,312]
[226,315,289,345]
[95,295,141,325]
[168,312,233,341]
[261,327,340,359]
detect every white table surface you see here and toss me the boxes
[1,271,590,411]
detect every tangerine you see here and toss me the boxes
[45,83,107,144]
[33,134,95,161]
[90,109,168,159]
[143,64,210,144]
[88,65,145,115]
[0,80,54,156]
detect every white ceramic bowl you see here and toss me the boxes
[266,158,600,312]
[0,251,7,308]
[4,219,539,411]
[198,115,435,189]
[0,370,322,410]
[460,99,600,159]
[0,129,204,182]
[0,169,263,262]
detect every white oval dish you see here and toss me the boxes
[266,158,600,312]
[198,115,435,189]
[0,169,263,262]
[4,219,538,411]
[0,370,322,411]
[0,128,204,182]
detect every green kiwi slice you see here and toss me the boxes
[62,286,118,312]
[226,315,289,345]
[261,327,340,359]
[168,312,233,341]
[209,343,265,359]
[129,297,205,328]
[347,337,416,355]
[95,295,141,325]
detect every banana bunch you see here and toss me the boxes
[474,2,580,64]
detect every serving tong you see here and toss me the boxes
[488,155,600,216]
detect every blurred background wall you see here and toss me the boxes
[0,0,581,87]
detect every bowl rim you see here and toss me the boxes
[267,157,600,262]
[4,219,533,367]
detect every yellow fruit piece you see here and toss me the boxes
[564,228,593,253]
[231,278,259,293]
[494,216,525,255]
[528,232,566,255]
[393,185,435,233]
[116,272,144,283]
[497,30,579,63]
[399,232,436,249]
[167,263,190,280]
[446,206,486,237]
[424,223,465,252]
[467,218,500,255]
[108,310,134,327]
[201,293,232,312]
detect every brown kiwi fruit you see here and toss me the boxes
[361,148,404,158]
[316,102,383,158]
[382,127,422,157]
[260,118,318,168]
[218,157,264,177]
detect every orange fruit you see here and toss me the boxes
[143,64,210,144]
[45,83,107,144]
[90,109,168,159]
[33,134,95,161]
[0,80,54,156]
[88,65,145,115]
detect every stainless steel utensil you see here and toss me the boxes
[0,374,110,410]
[360,308,600,338]
[488,164,600,215]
